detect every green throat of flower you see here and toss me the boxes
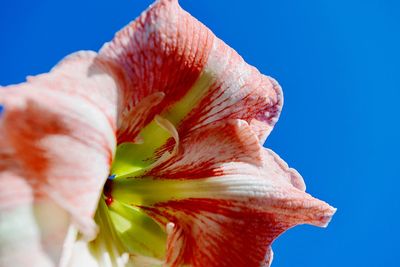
[92,117,174,262]
[96,179,167,261]
[90,73,214,262]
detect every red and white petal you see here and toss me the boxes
[99,0,214,143]
[126,125,335,266]
[110,119,262,205]
[30,51,120,130]
[178,41,282,145]
[117,92,165,143]
[99,0,280,144]
[145,119,263,180]
[142,168,334,267]
[262,148,306,191]
[147,199,291,267]
[148,194,334,267]
[111,118,334,266]
[0,52,118,266]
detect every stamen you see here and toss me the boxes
[166,222,175,235]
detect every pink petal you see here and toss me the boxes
[124,122,335,266]
[178,44,282,145]
[117,92,165,143]
[149,199,293,267]
[145,181,334,267]
[99,0,281,144]
[0,52,118,265]
[0,172,70,267]
[145,119,263,179]
[99,0,213,143]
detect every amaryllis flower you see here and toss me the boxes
[0,0,335,266]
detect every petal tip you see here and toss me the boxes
[320,206,337,228]
[266,75,284,124]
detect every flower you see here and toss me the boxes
[0,0,335,266]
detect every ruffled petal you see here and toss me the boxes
[110,121,335,267]
[99,0,213,143]
[155,199,292,267]
[99,0,281,144]
[177,44,282,145]
[143,162,334,266]
[0,52,118,266]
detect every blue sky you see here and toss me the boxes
[1,0,399,266]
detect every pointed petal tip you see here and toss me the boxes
[262,149,336,228]
[305,198,336,228]
[320,205,337,228]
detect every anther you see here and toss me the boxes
[166,222,175,234]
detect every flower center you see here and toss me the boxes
[92,115,179,262]
[90,74,214,262]
[94,174,167,262]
